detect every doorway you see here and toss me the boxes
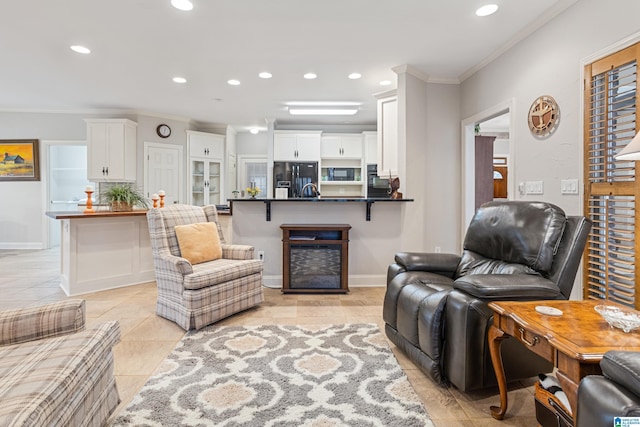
[461,100,514,229]
[43,142,92,248]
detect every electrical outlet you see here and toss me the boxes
[435,246,441,253]
[257,251,265,261]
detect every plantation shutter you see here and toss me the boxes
[584,42,640,308]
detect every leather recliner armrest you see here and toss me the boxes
[452,274,562,300]
[600,351,640,397]
[394,252,460,277]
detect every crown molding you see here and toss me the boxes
[459,0,578,82]
[392,64,429,82]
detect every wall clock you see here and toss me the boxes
[528,95,559,137]
[156,124,171,138]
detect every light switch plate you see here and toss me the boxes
[525,181,544,195]
[561,179,579,194]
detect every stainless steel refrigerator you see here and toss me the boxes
[273,161,318,198]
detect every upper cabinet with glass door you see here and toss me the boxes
[187,131,224,206]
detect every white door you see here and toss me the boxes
[145,142,184,205]
[227,153,237,202]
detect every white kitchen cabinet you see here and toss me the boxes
[85,119,137,181]
[363,131,378,165]
[274,131,321,161]
[376,91,398,177]
[190,159,221,206]
[188,130,224,159]
[320,134,363,158]
[188,131,225,206]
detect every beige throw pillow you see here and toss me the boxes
[174,222,222,265]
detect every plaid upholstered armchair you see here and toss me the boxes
[147,204,264,330]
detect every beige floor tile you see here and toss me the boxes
[450,384,537,420]
[86,316,147,337]
[264,306,298,317]
[123,315,186,342]
[113,340,181,376]
[471,416,538,426]
[295,315,348,325]
[433,420,476,427]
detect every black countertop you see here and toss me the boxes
[229,197,413,221]
[230,197,413,202]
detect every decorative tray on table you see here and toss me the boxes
[595,304,640,333]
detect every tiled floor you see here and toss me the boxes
[0,248,539,426]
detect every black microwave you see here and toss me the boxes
[328,168,355,181]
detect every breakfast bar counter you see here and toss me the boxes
[231,197,413,221]
[230,197,412,288]
[46,209,154,296]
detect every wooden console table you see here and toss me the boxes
[488,300,640,421]
[281,224,351,294]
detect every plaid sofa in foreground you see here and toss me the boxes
[0,299,121,427]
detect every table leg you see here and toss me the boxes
[489,324,509,420]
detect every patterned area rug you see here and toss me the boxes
[112,324,433,426]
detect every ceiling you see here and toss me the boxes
[0,0,574,133]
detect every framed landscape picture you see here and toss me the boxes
[0,139,40,181]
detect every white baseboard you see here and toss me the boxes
[0,242,44,250]
[262,274,386,289]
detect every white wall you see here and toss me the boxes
[237,132,269,156]
[0,112,86,248]
[424,82,462,253]
[460,0,640,217]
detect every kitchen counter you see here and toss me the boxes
[46,210,148,220]
[230,197,413,221]
[46,208,230,220]
[46,210,154,296]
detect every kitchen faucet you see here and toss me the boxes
[300,183,320,198]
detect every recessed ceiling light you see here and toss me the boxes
[304,73,317,80]
[476,4,498,16]
[289,108,358,116]
[258,72,272,79]
[249,128,260,134]
[70,45,91,54]
[171,0,193,11]
[379,80,392,86]
[227,79,241,86]
[173,77,187,83]
[348,73,362,80]
[286,101,361,107]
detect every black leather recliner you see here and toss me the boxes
[577,351,640,427]
[383,201,591,391]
